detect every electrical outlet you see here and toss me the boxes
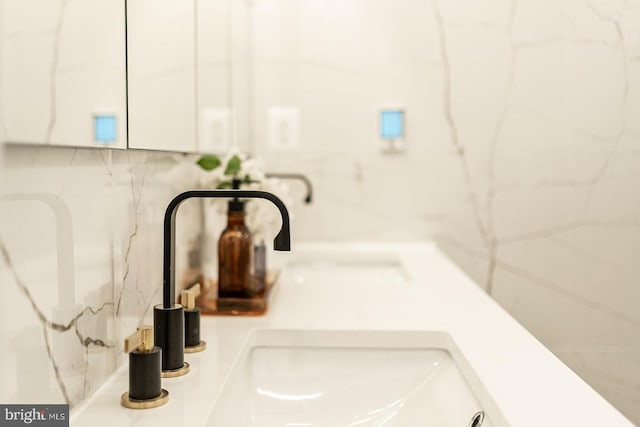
[267,107,300,151]
[200,108,231,152]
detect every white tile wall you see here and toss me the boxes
[250,0,640,422]
[0,146,206,407]
[0,0,639,423]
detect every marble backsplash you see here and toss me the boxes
[0,0,638,423]
[0,146,209,407]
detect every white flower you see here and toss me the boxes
[196,151,295,242]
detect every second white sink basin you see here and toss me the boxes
[206,330,506,426]
[286,254,410,286]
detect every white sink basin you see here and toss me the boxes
[286,252,410,286]
[205,330,507,427]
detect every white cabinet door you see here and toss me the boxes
[127,0,237,153]
[0,0,127,149]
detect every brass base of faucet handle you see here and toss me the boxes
[185,340,207,353]
[161,362,190,378]
[121,389,169,409]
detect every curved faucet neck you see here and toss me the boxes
[162,190,291,308]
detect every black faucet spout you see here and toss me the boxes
[155,189,291,374]
[162,189,291,309]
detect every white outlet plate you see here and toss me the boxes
[267,107,300,151]
[200,108,231,152]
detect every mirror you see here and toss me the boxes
[127,0,243,153]
[0,0,127,149]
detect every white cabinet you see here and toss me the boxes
[0,0,127,149]
[127,0,240,153]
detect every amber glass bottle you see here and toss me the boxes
[218,197,253,298]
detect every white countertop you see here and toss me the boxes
[71,242,633,427]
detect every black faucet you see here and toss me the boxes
[155,189,291,375]
[265,173,313,204]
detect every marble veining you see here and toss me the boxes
[1,239,114,406]
[579,4,631,209]
[114,156,143,317]
[1,0,127,148]
[0,0,639,422]
[433,0,492,251]
[0,147,203,407]
[250,0,640,421]
[45,0,70,144]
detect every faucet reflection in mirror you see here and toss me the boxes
[265,173,313,204]
[155,189,291,376]
[2,193,84,373]
[195,152,295,242]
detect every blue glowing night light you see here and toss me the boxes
[380,110,404,140]
[94,115,117,143]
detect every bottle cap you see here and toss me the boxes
[229,178,245,212]
[228,199,245,212]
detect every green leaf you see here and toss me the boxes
[224,155,242,176]
[196,155,221,171]
[216,180,233,189]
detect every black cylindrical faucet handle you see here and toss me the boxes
[154,305,187,374]
[182,284,206,353]
[129,349,162,400]
[121,326,169,408]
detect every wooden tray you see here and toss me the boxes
[195,270,280,316]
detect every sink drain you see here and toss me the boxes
[468,411,485,427]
